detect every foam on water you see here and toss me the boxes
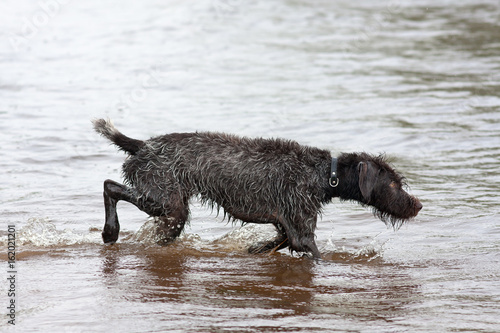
[212,223,278,252]
[322,234,386,263]
[10,216,385,261]
[132,217,280,253]
[16,217,103,247]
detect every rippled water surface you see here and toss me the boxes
[1,0,500,332]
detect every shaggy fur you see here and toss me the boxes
[93,118,422,258]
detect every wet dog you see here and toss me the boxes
[93,118,422,258]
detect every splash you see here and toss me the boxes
[17,218,102,247]
[130,217,206,246]
[214,224,278,252]
[322,234,386,263]
[132,217,279,254]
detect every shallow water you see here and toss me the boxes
[1,0,500,331]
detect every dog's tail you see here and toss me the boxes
[92,118,144,155]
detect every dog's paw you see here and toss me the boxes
[102,225,119,244]
[248,240,279,254]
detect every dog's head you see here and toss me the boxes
[339,153,422,228]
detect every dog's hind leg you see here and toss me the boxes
[103,179,190,245]
[102,179,141,243]
[221,208,289,255]
[154,193,190,245]
[248,223,289,255]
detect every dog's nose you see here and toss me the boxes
[415,200,423,211]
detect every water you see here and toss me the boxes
[1,0,499,331]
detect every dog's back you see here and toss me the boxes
[121,131,331,220]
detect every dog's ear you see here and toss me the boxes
[358,161,378,202]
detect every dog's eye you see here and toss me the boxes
[389,181,398,189]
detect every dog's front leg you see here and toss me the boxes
[282,215,321,259]
[303,238,321,259]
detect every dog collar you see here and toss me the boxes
[329,157,339,187]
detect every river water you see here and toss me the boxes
[1,0,499,332]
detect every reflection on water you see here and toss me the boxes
[97,243,421,330]
[1,0,500,331]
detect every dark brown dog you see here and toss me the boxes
[93,118,422,258]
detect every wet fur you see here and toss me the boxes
[93,118,422,258]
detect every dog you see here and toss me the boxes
[93,118,422,258]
